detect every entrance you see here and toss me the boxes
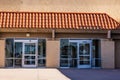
[60,39,92,68]
[69,40,92,68]
[5,38,46,68]
[14,40,38,67]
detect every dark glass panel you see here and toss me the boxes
[38,39,46,57]
[79,44,84,55]
[70,42,77,67]
[14,59,22,67]
[15,42,22,58]
[60,39,70,67]
[70,43,77,58]
[60,59,69,67]
[92,40,100,58]
[70,59,77,67]
[38,59,46,67]
[24,61,35,65]
[95,59,101,67]
[38,39,46,67]
[25,56,35,59]
[84,43,90,54]
[6,39,14,58]
[79,43,90,55]
[92,40,101,67]
[5,59,13,67]
[60,39,69,57]
[79,61,90,65]
[80,56,89,61]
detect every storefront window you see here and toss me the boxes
[15,42,22,58]
[5,39,14,67]
[5,59,13,67]
[38,39,46,67]
[92,39,101,67]
[60,39,70,67]
[6,39,14,58]
[60,39,101,68]
[5,38,46,67]
[14,42,22,67]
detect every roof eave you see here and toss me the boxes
[0,28,110,33]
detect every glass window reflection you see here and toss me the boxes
[15,42,22,58]
[6,39,14,58]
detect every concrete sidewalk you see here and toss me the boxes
[0,69,70,80]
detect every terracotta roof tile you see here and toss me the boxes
[0,12,119,30]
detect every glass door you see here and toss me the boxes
[22,42,37,67]
[69,40,92,68]
[78,40,91,68]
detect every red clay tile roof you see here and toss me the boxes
[0,12,119,30]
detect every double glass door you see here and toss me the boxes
[6,39,46,68]
[69,40,92,68]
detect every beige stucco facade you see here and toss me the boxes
[0,39,5,67]
[0,31,119,68]
[101,39,115,68]
[0,0,120,22]
[0,0,120,69]
[46,40,60,68]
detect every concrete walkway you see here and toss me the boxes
[59,69,120,80]
[0,69,70,80]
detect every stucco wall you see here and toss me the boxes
[0,39,5,67]
[0,0,120,22]
[115,40,120,68]
[101,39,115,68]
[46,40,60,68]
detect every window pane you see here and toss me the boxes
[79,43,90,55]
[24,61,35,65]
[6,39,14,58]
[60,59,69,67]
[25,43,36,54]
[95,59,101,67]
[60,39,70,67]
[38,39,46,57]
[70,43,77,58]
[92,40,100,58]
[80,56,90,61]
[15,42,22,58]
[70,59,77,67]
[5,59,13,67]
[25,56,35,59]
[60,39,69,57]
[92,40,101,67]
[38,39,46,67]
[14,59,22,67]
[38,59,46,67]
[70,42,77,67]
[79,61,90,65]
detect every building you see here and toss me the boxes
[0,12,120,69]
